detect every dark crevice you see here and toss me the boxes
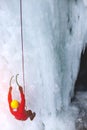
[71,46,87,130]
[71,45,87,102]
[69,27,72,35]
[75,0,77,3]
[78,15,80,20]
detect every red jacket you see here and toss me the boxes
[8,86,29,120]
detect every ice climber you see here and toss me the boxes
[8,75,36,121]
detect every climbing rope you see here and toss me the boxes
[20,0,26,94]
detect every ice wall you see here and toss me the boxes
[64,0,87,107]
[0,0,87,130]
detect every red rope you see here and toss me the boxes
[20,0,25,94]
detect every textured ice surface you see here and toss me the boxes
[0,0,87,130]
[72,92,87,130]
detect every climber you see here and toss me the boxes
[8,75,36,121]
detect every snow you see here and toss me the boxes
[0,0,87,130]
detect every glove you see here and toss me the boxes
[9,86,12,91]
[19,86,23,91]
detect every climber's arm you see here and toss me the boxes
[8,87,16,115]
[8,86,12,103]
[18,86,25,112]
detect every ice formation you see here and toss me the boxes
[0,0,87,130]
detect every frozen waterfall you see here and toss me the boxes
[0,0,87,130]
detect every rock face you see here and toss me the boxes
[73,47,87,130]
[72,92,87,130]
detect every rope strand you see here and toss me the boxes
[20,0,25,93]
